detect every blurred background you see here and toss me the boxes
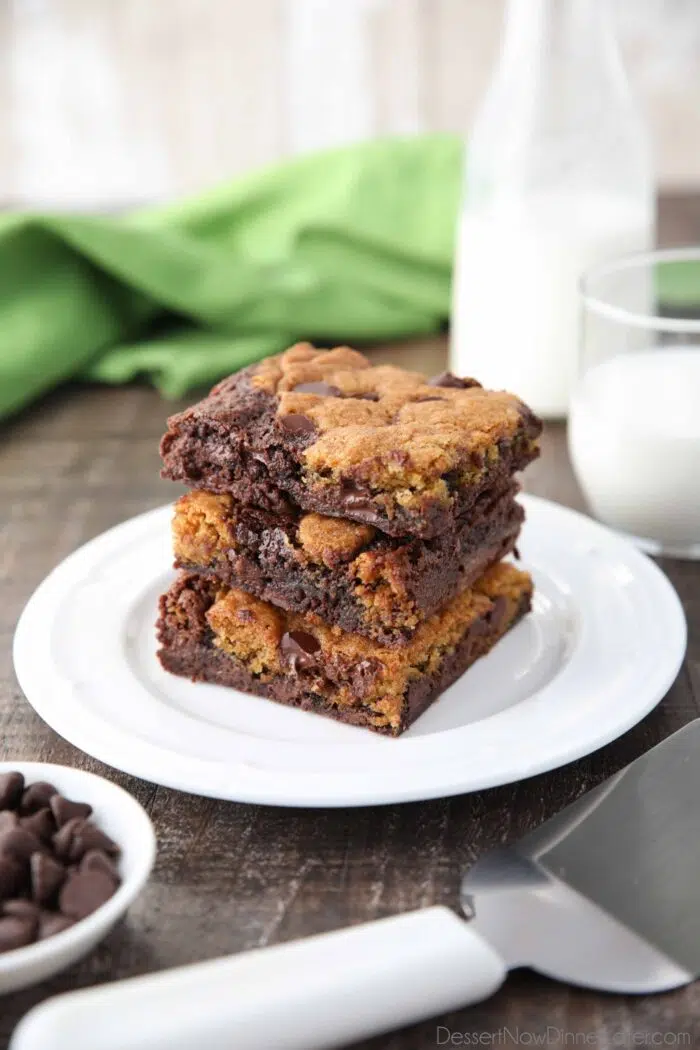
[2,0,699,209]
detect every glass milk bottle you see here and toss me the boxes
[450,0,654,418]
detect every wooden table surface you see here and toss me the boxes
[1,200,699,1048]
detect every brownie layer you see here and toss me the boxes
[160,343,541,539]
[156,563,533,736]
[172,484,524,645]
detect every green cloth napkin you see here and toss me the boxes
[0,134,464,421]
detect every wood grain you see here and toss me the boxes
[0,202,699,1047]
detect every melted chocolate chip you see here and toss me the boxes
[350,392,380,402]
[428,372,481,389]
[291,381,341,397]
[278,413,316,436]
[280,630,321,673]
[488,596,508,631]
[342,493,376,516]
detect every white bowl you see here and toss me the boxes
[0,762,156,994]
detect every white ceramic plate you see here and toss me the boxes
[14,496,686,808]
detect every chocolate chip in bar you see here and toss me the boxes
[280,630,320,673]
[50,795,93,828]
[292,381,341,397]
[278,413,316,436]
[428,371,481,389]
[0,773,24,812]
[19,781,57,816]
[59,870,116,921]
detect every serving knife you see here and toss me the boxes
[11,721,700,1050]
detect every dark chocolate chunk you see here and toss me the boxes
[59,870,116,920]
[277,413,316,436]
[0,857,24,900]
[0,812,18,834]
[80,849,120,884]
[280,630,321,673]
[428,372,481,389]
[19,781,58,815]
[0,826,44,864]
[292,381,341,397]
[31,853,66,906]
[21,808,56,842]
[50,795,93,828]
[0,915,35,952]
[38,911,75,940]
[0,773,24,811]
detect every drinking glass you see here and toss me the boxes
[569,248,700,559]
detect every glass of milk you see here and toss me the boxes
[569,248,700,559]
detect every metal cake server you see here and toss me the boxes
[12,721,700,1050]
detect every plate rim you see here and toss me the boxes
[13,495,687,807]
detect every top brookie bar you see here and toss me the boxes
[161,344,542,539]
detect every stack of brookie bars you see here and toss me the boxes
[156,344,542,736]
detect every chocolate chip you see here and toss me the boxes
[0,812,18,834]
[291,381,341,397]
[80,849,120,884]
[413,395,443,403]
[3,899,39,924]
[31,853,66,906]
[50,795,93,828]
[71,823,120,860]
[0,773,24,811]
[21,808,56,842]
[52,817,85,863]
[19,781,57,815]
[428,372,481,389]
[38,912,75,940]
[59,870,116,920]
[0,916,35,953]
[280,630,321,673]
[513,546,521,561]
[350,391,380,402]
[0,826,44,864]
[0,857,24,900]
[278,413,316,436]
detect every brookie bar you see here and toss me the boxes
[160,344,542,539]
[156,562,533,736]
[172,484,524,645]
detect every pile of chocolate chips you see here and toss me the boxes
[0,772,121,952]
